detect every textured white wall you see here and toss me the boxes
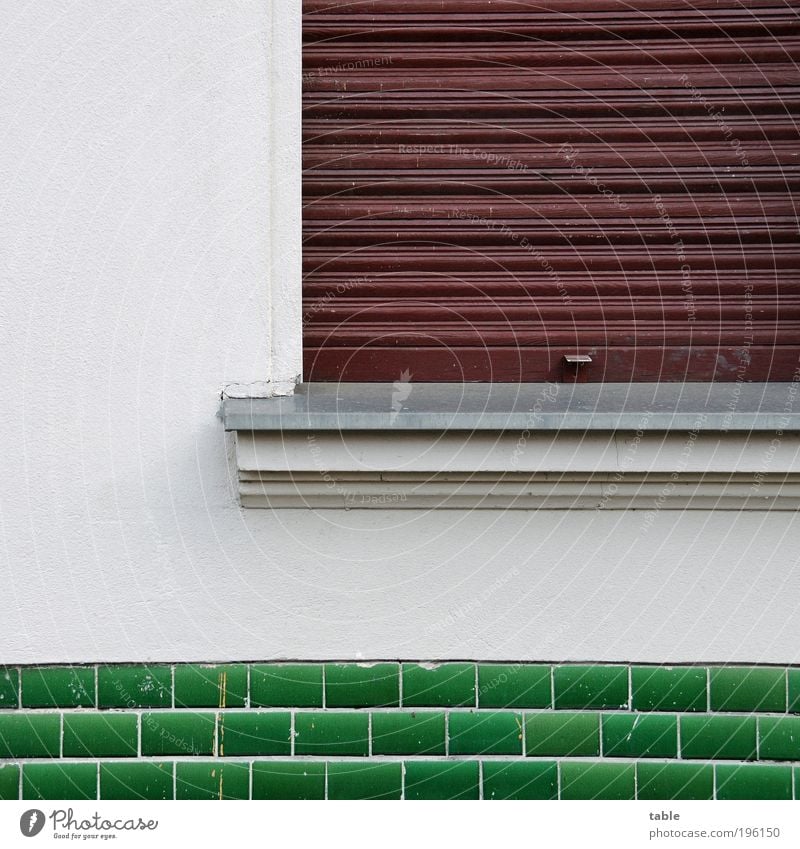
[2,1,798,664]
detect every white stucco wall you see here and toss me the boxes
[2,1,798,665]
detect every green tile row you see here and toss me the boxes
[3,710,800,761]
[2,760,797,801]
[1,664,798,712]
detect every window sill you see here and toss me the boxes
[222,382,800,509]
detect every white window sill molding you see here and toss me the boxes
[222,382,800,509]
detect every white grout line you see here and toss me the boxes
[755,716,760,761]
[785,668,790,715]
[474,665,479,709]
[598,713,603,758]
[627,666,633,711]
[398,664,403,708]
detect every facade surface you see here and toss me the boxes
[1,1,799,799]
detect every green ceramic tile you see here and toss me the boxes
[372,711,446,755]
[561,762,636,800]
[404,760,479,800]
[100,762,173,800]
[63,713,138,758]
[448,711,523,755]
[23,764,96,800]
[175,664,247,709]
[759,716,800,761]
[603,714,678,758]
[632,666,707,712]
[681,715,756,761]
[402,664,476,707]
[716,764,792,800]
[98,665,172,709]
[554,665,628,710]
[0,668,19,709]
[483,761,557,800]
[219,712,291,756]
[0,764,20,800]
[0,713,60,758]
[141,711,215,756]
[294,712,368,756]
[478,664,551,708]
[21,666,94,708]
[250,664,322,708]
[328,762,402,800]
[710,667,786,712]
[325,663,399,708]
[525,712,599,757]
[176,762,250,800]
[252,762,325,800]
[637,763,714,800]
[788,669,800,714]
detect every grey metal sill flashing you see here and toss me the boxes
[222,381,800,433]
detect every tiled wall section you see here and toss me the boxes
[0,663,798,800]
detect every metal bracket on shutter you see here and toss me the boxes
[563,355,593,365]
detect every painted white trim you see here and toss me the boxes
[233,429,800,509]
[266,0,303,394]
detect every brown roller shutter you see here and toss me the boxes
[302,0,800,382]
